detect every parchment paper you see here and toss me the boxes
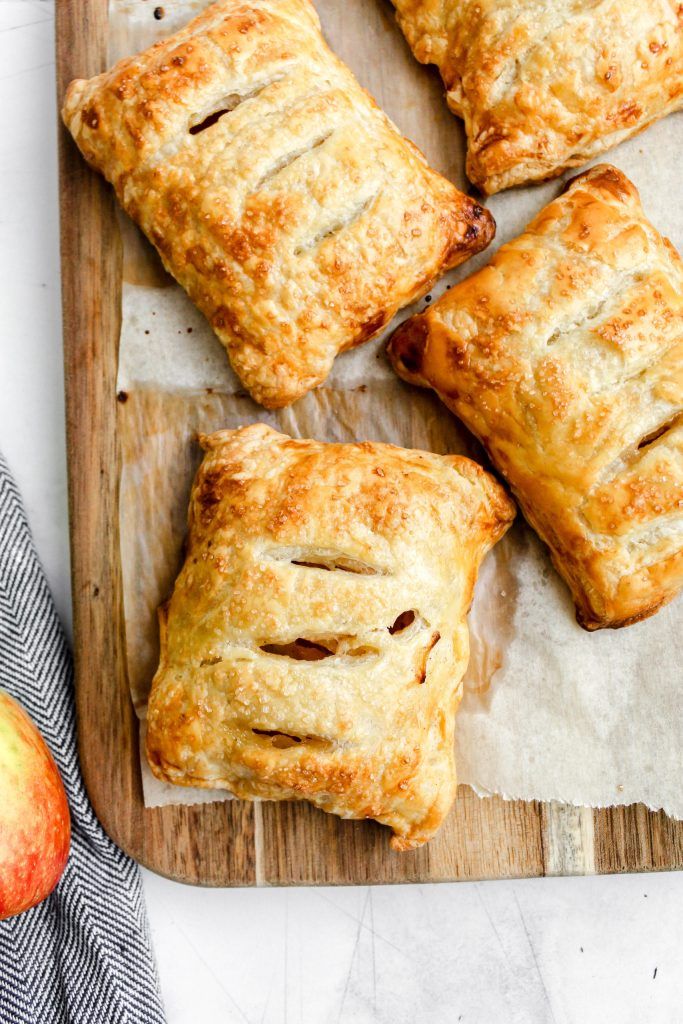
[112,0,683,811]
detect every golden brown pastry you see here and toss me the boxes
[145,424,514,849]
[388,165,683,630]
[392,0,683,194]
[61,0,494,408]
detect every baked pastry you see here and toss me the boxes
[145,424,514,849]
[391,0,683,194]
[388,165,683,630]
[61,0,494,408]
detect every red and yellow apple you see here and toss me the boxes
[0,689,70,919]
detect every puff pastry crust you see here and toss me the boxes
[145,424,514,849]
[392,0,683,194]
[388,165,683,630]
[62,0,494,408]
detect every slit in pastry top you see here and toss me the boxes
[61,0,495,408]
[187,71,289,134]
[145,424,515,850]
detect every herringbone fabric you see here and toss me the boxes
[0,455,165,1024]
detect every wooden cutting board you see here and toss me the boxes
[56,0,683,886]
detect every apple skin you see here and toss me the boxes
[0,689,70,920]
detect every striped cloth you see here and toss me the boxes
[0,454,165,1024]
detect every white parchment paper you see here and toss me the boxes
[111,0,683,811]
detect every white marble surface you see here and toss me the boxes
[2,3,683,1021]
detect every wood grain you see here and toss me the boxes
[57,0,256,886]
[57,0,683,885]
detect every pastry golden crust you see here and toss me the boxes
[392,0,683,194]
[145,424,514,849]
[61,0,494,408]
[388,165,683,630]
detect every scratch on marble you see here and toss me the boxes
[258,975,275,1024]
[512,891,558,1024]
[0,18,52,34]
[299,919,304,1024]
[336,889,370,1023]
[315,891,410,960]
[369,889,377,1013]
[174,920,255,1024]
[474,883,513,970]
[283,892,289,1024]
[0,62,54,83]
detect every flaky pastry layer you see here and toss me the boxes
[145,424,514,849]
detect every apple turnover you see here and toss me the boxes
[62,0,494,407]
[388,165,683,630]
[392,0,683,194]
[145,424,514,849]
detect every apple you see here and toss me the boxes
[0,689,70,919]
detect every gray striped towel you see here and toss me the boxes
[0,454,165,1024]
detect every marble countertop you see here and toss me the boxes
[2,3,682,1021]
